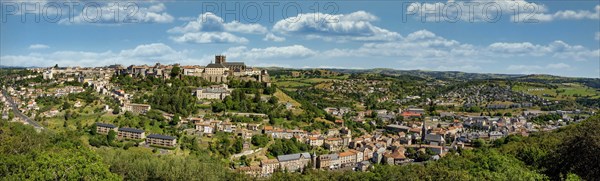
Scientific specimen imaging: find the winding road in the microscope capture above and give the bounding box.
[2,89,43,129]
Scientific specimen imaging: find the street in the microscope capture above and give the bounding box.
[2,89,43,129]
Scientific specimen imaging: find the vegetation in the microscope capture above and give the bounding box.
[528,113,562,124]
[97,148,243,180]
[267,138,310,157]
[147,85,197,117]
[495,115,600,180]
[0,122,120,180]
[209,132,244,157]
[251,134,270,147]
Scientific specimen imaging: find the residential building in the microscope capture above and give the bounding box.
[324,137,344,152]
[195,122,214,134]
[122,103,151,114]
[277,152,312,172]
[260,159,280,177]
[307,136,324,147]
[95,122,117,134]
[383,148,408,165]
[386,124,411,133]
[424,134,445,146]
[117,127,145,140]
[339,150,357,168]
[195,84,232,100]
[317,153,340,170]
[146,134,177,147]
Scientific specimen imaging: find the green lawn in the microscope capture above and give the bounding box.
[513,83,600,100]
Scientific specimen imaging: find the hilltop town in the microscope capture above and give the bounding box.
[1,56,599,180]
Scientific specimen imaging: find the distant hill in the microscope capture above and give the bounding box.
[0,65,37,69]
[325,68,523,81]
[512,74,600,89]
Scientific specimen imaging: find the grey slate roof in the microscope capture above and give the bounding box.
[196,86,230,94]
[424,134,444,142]
[118,127,145,133]
[147,134,176,140]
[206,63,226,68]
[96,122,116,128]
[320,153,339,160]
[224,62,245,66]
[277,152,310,162]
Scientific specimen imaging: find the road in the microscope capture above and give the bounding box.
[2,89,43,129]
[231,148,263,159]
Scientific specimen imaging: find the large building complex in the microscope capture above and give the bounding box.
[195,84,232,100]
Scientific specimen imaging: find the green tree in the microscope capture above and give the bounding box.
[112,106,120,114]
[251,134,270,147]
[170,65,181,78]
[212,102,226,113]
[268,96,279,104]
[233,138,244,154]
[170,114,181,126]
[107,130,117,143]
[473,139,486,148]
[62,101,71,110]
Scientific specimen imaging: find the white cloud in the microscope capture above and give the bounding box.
[28,44,49,50]
[272,11,400,42]
[406,0,547,22]
[224,45,317,60]
[488,40,600,60]
[507,63,572,72]
[406,1,599,22]
[316,29,597,73]
[323,30,477,60]
[177,17,196,21]
[317,30,486,72]
[517,5,600,22]
[170,32,248,44]
[1,43,198,67]
[435,65,482,71]
[169,13,267,34]
[224,21,268,34]
[506,65,543,71]
[168,12,267,44]
[263,33,285,42]
[59,3,174,25]
[546,63,571,69]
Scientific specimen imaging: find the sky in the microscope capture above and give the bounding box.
[1,0,599,78]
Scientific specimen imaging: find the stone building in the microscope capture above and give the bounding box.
[277,152,312,172]
[195,84,232,100]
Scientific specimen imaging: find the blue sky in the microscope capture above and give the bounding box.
[1,0,599,78]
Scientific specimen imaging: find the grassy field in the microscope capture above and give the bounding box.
[273,89,301,108]
[298,78,336,83]
[273,89,305,115]
[314,82,334,89]
[513,83,600,100]
[273,81,311,88]
[273,77,342,88]
[45,112,114,132]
